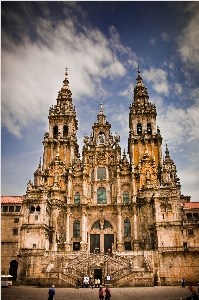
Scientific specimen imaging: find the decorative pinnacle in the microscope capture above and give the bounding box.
[137,64,140,76]
[99,103,104,114]
[136,65,143,84]
[165,144,170,158]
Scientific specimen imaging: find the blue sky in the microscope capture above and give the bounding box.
[1,1,199,201]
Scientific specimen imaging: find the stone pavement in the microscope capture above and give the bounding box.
[1,285,198,300]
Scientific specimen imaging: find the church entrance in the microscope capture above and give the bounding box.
[94,269,102,286]
[90,234,114,253]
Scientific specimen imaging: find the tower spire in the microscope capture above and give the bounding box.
[58,68,72,101]
[134,67,149,103]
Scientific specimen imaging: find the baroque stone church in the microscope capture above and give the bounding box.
[1,69,199,286]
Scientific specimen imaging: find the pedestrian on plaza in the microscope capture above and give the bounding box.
[105,285,111,300]
[193,291,199,300]
[97,278,100,287]
[181,278,185,288]
[98,286,104,300]
[188,283,195,297]
[48,285,55,300]
[95,278,98,287]
[91,281,94,289]
[77,279,80,288]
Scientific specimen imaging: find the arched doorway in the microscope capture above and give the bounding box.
[9,260,18,280]
[90,219,114,253]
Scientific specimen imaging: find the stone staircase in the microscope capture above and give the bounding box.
[46,252,154,287]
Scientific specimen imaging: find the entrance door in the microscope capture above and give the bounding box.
[90,234,100,253]
[104,234,114,253]
[9,260,18,280]
[94,269,102,285]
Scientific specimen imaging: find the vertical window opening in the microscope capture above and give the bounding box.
[63,125,68,138]
[30,206,35,213]
[137,124,142,135]
[73,220,80,238]
[36,206,40,212]
[91,185,93,198]
[97,187,106,204]
[74,192,80,204]
[123,191,129,204]
[124,219,131,237]
[15,206,21,212]
[147,123,152,134]
[97,168,106,179]
[53,125,58,139]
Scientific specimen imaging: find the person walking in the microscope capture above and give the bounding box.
[181,278,185,288]
[105,285,111,300]
[48,285,55,300]
[98,286,104,300]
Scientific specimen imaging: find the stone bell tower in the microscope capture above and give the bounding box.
[42,68,79,171]
[128,67,163,199]
[20,69,80,253]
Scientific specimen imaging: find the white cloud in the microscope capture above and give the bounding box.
[174,83,182,95]
[157,103,199,149]
[118,83,134,100]
[1,6,136,138]
[143,68,169,95]
[177,3,199,68]
[191,88,199,104]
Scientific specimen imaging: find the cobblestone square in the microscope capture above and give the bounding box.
[1,286,197,300]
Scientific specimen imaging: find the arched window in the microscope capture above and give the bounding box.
[74,192,80,204]
[97,167,106,179]
[123,191,129,204]
[97,187,106,204]
[98,133,105,144]
[53,125,58,139]
[92,220,101,229]
[103,220,113,229]
[63,125,68,138]
[147,123,152,135]
[30,206,35,213]
[124,219,131,237]
[137,123,142,135]
[36,206,40,212]
[73,220,80,238]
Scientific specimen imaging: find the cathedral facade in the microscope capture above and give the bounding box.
[1,69,199,286]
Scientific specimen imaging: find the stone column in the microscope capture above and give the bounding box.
[117,207,123,251]
[116,166,121,203]
[81,207,88,251]
[133,209,139,251]
[65,207,71,252]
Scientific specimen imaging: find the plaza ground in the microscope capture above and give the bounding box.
[1,285,198,300]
